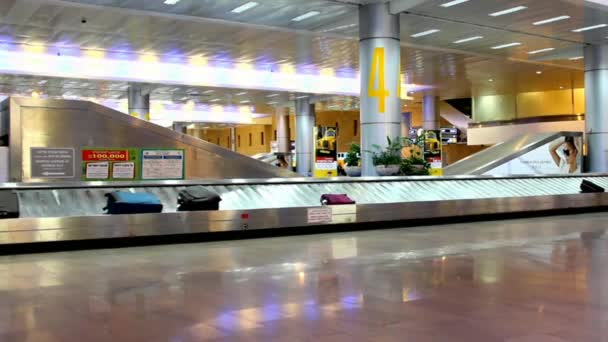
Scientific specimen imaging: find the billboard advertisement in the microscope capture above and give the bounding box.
[424,130,443,176]
[314,126,338,178]
[484,136,582,176]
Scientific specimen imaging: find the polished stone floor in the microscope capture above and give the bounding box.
[1,213,608,341]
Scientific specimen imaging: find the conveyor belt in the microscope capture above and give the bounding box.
[6,175,608,218]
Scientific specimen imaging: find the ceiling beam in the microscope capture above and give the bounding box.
[389,0,430,14]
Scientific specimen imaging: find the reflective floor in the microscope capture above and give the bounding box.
[1,213,607,341]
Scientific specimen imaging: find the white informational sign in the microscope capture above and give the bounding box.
[307,207,332,224]
[112,162,135,179]
[141,149,185,180]
[484,136,583,176]
[0,147,8,182]
[86,162,109,179]
[30,147,75,179]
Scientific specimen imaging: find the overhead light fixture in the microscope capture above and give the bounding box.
[231,2,259,13]
[491,42,522,49]
[441,0,469,7]
[291,11,320,22]
[202,90,215,94]
[267,101,278,105]
[536,70,543,74]
[411,29,440,38]
[295,95,309,99]
[453,36,483,44]
[235,92,248,96]
[533,15,570,25]
[569,56,584,60]
[266,93,280,97]
[489,6,527,17]
[239,100,250,103]
[210,98,221,102]
[528,47,555,54]
[572,24,608,32]
[488,78,494,82]
[164,0,180,4]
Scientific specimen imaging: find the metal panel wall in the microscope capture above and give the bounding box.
[8,97,295,182]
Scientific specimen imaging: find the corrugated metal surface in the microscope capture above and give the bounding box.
[15,176,608,218]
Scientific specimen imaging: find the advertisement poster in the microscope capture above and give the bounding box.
[314,126,338,178]
[484,136,583,176]
[424,130,443,176]
[82,148,139,181]
[141,149,185,180]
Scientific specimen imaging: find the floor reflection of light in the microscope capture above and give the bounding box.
[331,238,358,259]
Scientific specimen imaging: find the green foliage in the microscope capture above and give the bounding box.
[344,143,361,167]
[368,136,402,167]
[400,157,430,176]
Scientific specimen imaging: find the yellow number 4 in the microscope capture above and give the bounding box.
[368,47,389,113]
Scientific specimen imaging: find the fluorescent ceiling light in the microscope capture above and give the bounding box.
[491,42,522,49]
[411,29,440,38]
[489,6,527,17]
[235,92,248,96]
[533,15,570,25]
[164,0,180,4]
[528,47,555,54]
[295,95,309,99]
[441,0,469,7]
[572,24,608,32]
[266,93,280,97]
[453,36,483,44]
[231,2,259,13]
[569,56,584,60]
[210,98,221,102]
[239,100,250,103]
[202,89,214,94]
[292,11,320,22]
[267,101,278,105]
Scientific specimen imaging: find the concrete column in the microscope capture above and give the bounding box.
[585,45,608,172]
[423,95,440,131]
[401,112,412,138]
[128,86,150,120]
[230,127,236,152]
[295,98,315,176]
[276,108,290,154]
[359,3,401,176]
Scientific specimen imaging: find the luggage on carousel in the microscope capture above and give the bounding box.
[177,186,222,211]
[580,180,605,193]
[320,194,356,205]
[0,190,19,219]
[104,191,163,215]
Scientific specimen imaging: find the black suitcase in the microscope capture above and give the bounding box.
[178,186,222,211]
[581,180,605,193]
[104,191,164,215]
[0,190,19,219]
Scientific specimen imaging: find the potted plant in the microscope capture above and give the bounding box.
[344,143,362,177]
[370,137,402,176]
[400,156,430,176]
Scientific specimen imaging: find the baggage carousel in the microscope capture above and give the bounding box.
[1,174,608,253]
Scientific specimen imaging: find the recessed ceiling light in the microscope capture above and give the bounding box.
[235,92,248,96]
[536,70,543,74]
[489,6,527,17]
[164,0,180,4]
[533,15,570,25]
[488,78,494,82]
[491,42,522,49]
[231,2,259,13]
[295,95,309,99]
[210,98,221,102]
[239,100,250,104]
[572,24,608,32]
[569,56,584,60]
[267,101,278,105]
[202,90,215,94]
[440,0,469,7]
[453,36,483,44]
[411,29,440,38]
[291,11,320,22]
[528,48,555,54]
[560,86,565,89]
[266,93,280,97]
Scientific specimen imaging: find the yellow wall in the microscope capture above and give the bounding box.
[235,125,271,156]
[316,110,360,152]
[474,88,585,122]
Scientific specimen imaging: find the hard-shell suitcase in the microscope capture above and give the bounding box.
[178,186,222,211]
[320,194,355,205]
[104,191,163,215]
[0,190,19,219]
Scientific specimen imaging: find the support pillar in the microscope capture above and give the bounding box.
[230,127,236,152]
[276,108,290,154]
[359,3,401,176]
[423,95,440,131]
[295,98,315,176]
[585,45,608,172]
[128,86,150,120]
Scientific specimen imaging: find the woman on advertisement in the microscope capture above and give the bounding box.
[549,136,580,174]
